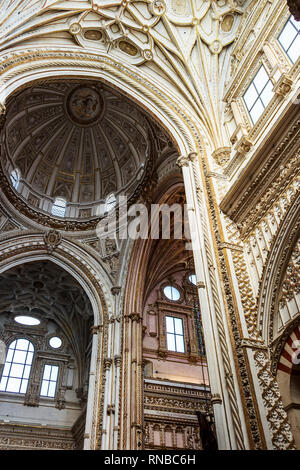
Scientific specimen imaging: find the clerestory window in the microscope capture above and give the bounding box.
[51,197,67,217]
[40,365,59,398]
[278,15,300,64]
[104,193,117,213]
[10,168,21,190]
[0,339,34,394]
[243,65,274,124]
[165,316,185,353]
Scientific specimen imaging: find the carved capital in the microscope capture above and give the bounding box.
[107,404,115,415]
[127,312,143,323]
[211,393,222,405]
[104,358,113,371]
[196,281,206,289]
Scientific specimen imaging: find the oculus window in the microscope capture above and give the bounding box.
[0,339,34,394]
[243,65,274,124]
[278,16,300,64]
[165,316,185,353]
[14,316,40,326]
[163,285,181,301]
[49,337,62,349]
[51,197,67,217]
[40,365,59,398]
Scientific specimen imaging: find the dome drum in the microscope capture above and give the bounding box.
[1,80,154,227]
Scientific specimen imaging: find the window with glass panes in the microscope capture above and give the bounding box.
[40,364,59,398]
[0,339,34,394]
[10,169,21,190]
[165,316,185,353]
[243,65,274,124]
[51,198,66,217]
[278,16,300,64]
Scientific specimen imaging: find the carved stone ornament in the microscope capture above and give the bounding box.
[212,147,232,166]
[273,74,294,97]
[254,350,295,450]
[176,155,190,168]
[44,230,62,253]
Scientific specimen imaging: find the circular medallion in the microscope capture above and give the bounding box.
[66,86,104,126]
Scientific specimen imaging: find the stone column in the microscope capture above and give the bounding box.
[83,324,102,450]
[177,152,248,449]
[121,312,143,449]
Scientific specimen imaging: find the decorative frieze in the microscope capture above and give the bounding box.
[0,423,76,450]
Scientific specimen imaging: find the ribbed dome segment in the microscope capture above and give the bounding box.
[2,80,151,219]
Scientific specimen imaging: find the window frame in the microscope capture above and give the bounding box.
[242,64,274,125]
[277,15,300,64]
[165,315,185,353]
[0,338,34,395]
[163,285,181,302]
[51,197,67,217]
[104,193,117,213]
[10,168,21,190]
[40,363,60,399]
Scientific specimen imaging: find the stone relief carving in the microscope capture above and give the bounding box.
[254,350,295,450]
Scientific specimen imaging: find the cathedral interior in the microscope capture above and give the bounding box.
[0,0,299,451]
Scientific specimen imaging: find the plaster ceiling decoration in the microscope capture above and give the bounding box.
[0,0,250,150]
[1,79,154,224]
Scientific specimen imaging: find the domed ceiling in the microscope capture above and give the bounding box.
[1,80,153,226]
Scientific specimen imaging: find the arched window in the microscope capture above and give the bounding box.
[10,168,21,190]
[104,193,116,213]
[51,197,67,217]
[0,339,34,394]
